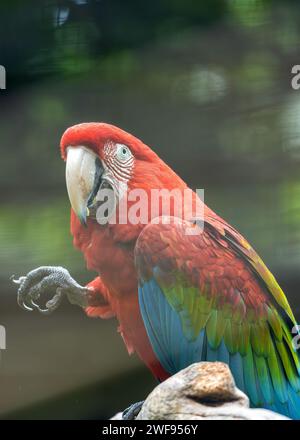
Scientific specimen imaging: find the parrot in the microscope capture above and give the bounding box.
[14,122,300,419]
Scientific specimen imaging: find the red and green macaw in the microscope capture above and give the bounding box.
[15,123,300,419]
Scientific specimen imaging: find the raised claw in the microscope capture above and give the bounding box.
[12,269,62,314]
[12,266,88,315]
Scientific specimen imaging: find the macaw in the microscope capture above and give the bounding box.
[14,122,300,419]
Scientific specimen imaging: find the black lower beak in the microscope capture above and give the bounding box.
[87,157,104,210]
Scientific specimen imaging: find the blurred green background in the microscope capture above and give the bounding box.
[1,0,300,419]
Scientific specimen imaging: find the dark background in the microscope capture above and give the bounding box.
[1,0,300,419]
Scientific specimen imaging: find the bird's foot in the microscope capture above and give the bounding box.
[12,266,89,315]
[122,400,144,420]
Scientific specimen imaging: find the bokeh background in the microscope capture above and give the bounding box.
[1,0,300,419]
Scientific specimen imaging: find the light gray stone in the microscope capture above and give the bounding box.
[135,362,289,420]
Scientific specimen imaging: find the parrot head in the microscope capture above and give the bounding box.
[60,122,186,226]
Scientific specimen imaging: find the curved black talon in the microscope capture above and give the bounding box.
[122,400,144,420]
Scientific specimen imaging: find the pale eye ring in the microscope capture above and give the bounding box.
[116,144,132,162]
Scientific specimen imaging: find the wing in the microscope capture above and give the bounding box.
[134,216,300,419]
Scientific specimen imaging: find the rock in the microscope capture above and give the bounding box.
[135,362,289,420]
[110,412,123,420]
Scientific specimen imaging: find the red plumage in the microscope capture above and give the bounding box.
[60,122,296,386]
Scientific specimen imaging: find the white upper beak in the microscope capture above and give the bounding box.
[65,146,98,224]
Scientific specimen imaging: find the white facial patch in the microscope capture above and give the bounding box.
[103,142,134,185]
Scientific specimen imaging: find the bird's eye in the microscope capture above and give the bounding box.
[116,144,132,162]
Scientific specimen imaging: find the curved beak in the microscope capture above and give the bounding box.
[65,146,103,225]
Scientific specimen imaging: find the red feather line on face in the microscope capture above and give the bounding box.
[104,142,134,182]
